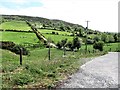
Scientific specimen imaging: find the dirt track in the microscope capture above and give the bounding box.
[60,52,118,88]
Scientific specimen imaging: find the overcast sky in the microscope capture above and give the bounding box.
[0,0,119,32]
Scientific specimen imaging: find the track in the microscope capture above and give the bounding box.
[59,52,119,88]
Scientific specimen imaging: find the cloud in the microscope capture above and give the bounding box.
[0,0,119,32]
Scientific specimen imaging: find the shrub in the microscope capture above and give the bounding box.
[56,39,67,49]
[87,39,94,44]
[93,36,100,42]
[66,41,73,50]
[13,73,33,86]
[108,35,115,43]
[0,41,29,55]
[11,45,29,55]
[52,31,55,34]
[56,41,62,49]
[72,37,81,50]
[0,41,15,50]
[93,41,104,51]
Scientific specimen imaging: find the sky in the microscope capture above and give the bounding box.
[0,0,119,32]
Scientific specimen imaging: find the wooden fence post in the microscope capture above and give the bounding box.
[19,48,22,65]
[48,44,50,60]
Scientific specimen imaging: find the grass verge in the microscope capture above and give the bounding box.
[1,48,106,88]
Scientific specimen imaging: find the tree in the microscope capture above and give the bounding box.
[113,34,118,42]
[61,38,67,46]
[56,38,67,49]
[42,24,46,29]
[66,25,71,30]
[72,37,81,50]
[93,41,104,51]
[60,26,65,31]
[66,41,73,50]
[56,41,62,49]
[108,35,115,43]
[93,36,100,42]
[61,38,67,55]
[101,34,109,43]
[87,39,94,44]
[78,29,83,37]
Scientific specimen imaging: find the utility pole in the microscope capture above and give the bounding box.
[85,21,90,54]
[48,37,51,60]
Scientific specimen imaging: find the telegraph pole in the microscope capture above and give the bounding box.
[48,37,51,60]
[85,21,90,53]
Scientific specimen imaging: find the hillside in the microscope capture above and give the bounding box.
[1,14,89,32]
[0,14,120,88]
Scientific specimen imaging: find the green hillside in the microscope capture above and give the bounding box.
[1,14,120,88]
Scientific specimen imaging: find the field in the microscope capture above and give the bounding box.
[1,47,106,88]
[0,21,31,31]
[1,19,119,88]
[1,31,39,45]
[38,29,72,35]
[43,34,78,44]
[1,31,82,45]
[81,43,119,52]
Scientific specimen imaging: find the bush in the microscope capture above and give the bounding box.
[0,41,15,50]
[66,41,73,51]
[0,41,29,55]
[56,41,62,49]
[93,36,100,42]
[11,45,29,55]
[52,31,55,34]
[93,41,104,51]
[13,73,33,86]
[73,37,81,50]
[87,39,94,44]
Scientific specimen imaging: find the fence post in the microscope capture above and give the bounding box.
[63,46,66,56]
[48,44,50,60]
[19,48,22,65]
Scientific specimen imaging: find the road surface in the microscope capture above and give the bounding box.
[59,52,119,88]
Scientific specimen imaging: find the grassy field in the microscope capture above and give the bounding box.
[0,21,31,31]
[38,29,72,35]
[38,29,75,44]
[80,43,120,52]
[1,31,82,45]
[1,48,106,88]
[43,33,78,44]
[1,31,39,45]
[103,43,119,51]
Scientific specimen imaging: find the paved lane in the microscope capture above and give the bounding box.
[60,52,118,88]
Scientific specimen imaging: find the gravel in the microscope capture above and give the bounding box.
[59,52,118,88]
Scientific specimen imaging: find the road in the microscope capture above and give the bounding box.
[59,52,119,88]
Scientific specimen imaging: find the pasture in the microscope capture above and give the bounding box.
[0,21,31,31]
[1,31,39,45]
[38,29,72,35]
[81,43,119,52]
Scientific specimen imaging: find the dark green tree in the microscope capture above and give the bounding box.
[93,36,100,42]
[108,35,115,43]
[72,37,81,50]
[113,34,118,42]
[93,41,104,51]
[101,34,109,43]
